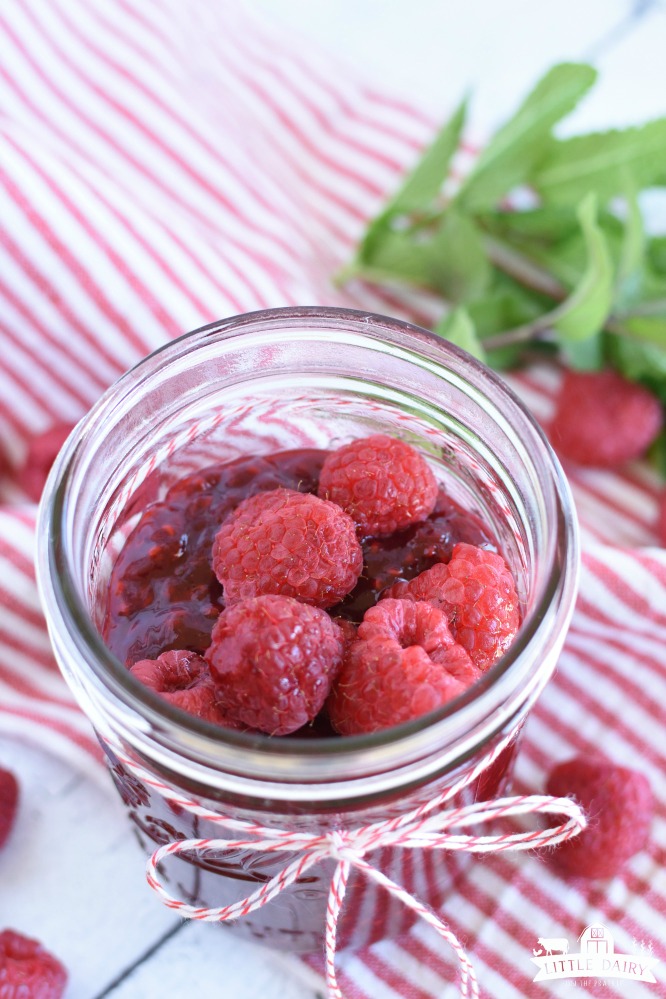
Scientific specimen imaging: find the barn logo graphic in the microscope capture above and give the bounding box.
[531,924,659,984]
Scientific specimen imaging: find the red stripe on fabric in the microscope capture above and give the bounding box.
[238,5,430,155]
[30,0,303,274]
[583,552,666,629]
[0,626,60,674]
[0,312,99,412]
[4,131,181,336]
[0,224,123,386]
[0,584,47,633]
[0,70,247,321]
[0,329,69,424]
[0,658,74,708]
[0,702,101,758]
[228,16,410,178]
[64,0,317,265]
[0,159,154,357]
[0,12,276,311]
[218,44,379,223]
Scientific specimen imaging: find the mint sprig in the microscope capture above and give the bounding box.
[337,62,666,448]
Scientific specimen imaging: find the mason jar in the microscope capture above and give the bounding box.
[36,306,579,954]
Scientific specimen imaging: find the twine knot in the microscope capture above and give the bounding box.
[111,733,586,999]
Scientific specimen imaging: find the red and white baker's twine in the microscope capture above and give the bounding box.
[110,730,586,999]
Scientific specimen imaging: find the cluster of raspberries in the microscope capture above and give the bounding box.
[129,434,520,737]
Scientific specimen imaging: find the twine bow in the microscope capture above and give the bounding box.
[111,733,586,999]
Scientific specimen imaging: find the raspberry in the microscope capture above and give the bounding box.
[212,488,362,608]
[317,434,438,537]
[328,599,480,735]
[129,650,233,727]
[206,595,345,735]
[0,929,67,999]
[545,756,654,878]
[0,768,19,850]
[549,369,663,468]
[18,423,76,502]
[385,542,519,670]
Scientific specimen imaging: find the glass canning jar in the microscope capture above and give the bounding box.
[36,306,579,954]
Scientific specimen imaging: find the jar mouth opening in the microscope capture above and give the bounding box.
[38,306,579,782]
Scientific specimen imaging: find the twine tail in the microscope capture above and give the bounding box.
[324,858,351,999]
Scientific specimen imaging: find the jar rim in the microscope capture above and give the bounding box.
[37,306,579,798]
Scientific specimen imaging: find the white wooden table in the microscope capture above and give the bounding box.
[1,1,664,995]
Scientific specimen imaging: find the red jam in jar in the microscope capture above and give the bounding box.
[37,307,579,954]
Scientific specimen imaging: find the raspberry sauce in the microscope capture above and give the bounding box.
[104,448,495,670]
[101,447,515,952]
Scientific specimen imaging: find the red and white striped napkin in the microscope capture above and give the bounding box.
[1,2,665,996]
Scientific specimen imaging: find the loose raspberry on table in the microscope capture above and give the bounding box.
[545,755,654,878]
[129,650,233,727]
[549,369,663,468]
[317,434,438,537]
[328,599,481,735]
[212,487,363,608]
[385,542,519,670]
[0,768,19,850]
[206,594,345,735]
[18,422,76,502]
[0,929,67,999]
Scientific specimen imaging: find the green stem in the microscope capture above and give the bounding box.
[481,234,567,301]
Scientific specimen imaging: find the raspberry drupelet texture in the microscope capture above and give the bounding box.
[546,755,654,878]
[212,487,363,608]
[129,650,232,726]
[0,929,68,999]
[385,542,519,670]
[0,768,19,850]
[317,434,438,537]
[549,369,663,468]
[328,599,481,735]
[206,594,345,735]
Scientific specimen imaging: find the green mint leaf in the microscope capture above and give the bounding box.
[551,194,614,341]
[385,98,467,214]
[648,236,666,276]
[607,334,666,380]
[562,333,605,370]
[647,430,666,478]
[456,63,597,211]
[353,98,466,268]
[435,307,486,361]
[614,182,645,311]
[342,208,491,299]
[618,313,666,347]
[429,209,491,301]
[531,118,666,205]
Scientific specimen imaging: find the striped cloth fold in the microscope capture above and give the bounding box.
[1,1,665,996]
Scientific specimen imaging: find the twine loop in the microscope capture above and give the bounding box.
[110,732,586,999]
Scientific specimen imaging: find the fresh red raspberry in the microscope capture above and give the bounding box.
[317,434,438,537]
[385,542,519,670]
[18,423,76,502]
[328,599,481,735]
[206,595,345,735]
[129,650,233,727]
[0,768,19,850]
[0,929,67,999]
[549,369,663,468]
[546,756,654,878]
[212,487,363,608]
